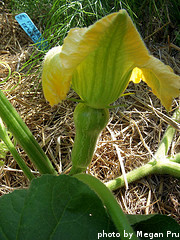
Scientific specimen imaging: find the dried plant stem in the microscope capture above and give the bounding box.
[106,108,180,191]
[107,126,129,189]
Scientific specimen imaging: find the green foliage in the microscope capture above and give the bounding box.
[0,89,56,176]
[0,175,117,240]
[8,0,53,26]
[0,140,9,159]
[9,0,179,41]
[1,174,179,240]
[128,215,180,240]
[0,125,14,160]
[8,0,179,77]
[0,117,34,180]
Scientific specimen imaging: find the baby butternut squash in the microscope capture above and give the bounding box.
[69,103,109,175]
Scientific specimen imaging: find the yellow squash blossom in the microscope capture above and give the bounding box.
[42,9,180,111]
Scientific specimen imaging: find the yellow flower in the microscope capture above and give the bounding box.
[42,9,180,110]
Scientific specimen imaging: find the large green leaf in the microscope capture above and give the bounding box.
[131,214,180,240]
[0,175,116,240]
[1,174,179,240]
[0,189,27,239]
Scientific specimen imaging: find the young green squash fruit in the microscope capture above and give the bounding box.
[69,103,109,175]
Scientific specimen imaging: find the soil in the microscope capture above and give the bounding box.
[0,1,180,224]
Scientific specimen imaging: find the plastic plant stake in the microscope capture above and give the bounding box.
[15,13,48,50]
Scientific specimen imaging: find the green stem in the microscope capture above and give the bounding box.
[106,159,180,191]
[69,103,109,175]
[169,153,180,163]
[106,160,157,191]
[106,108,180,191]
[0,90,57,175]
[154,108,180,159]
[75,173,139,240]
[156,159,180,177]
[0,119,34,181]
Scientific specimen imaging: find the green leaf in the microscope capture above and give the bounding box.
[0,190,27,239]
[0,90,57,175]
[126,214,156,226]
[1,175,179,240]
[0,141,9,159]
[0,160,4,166]
[0,175,116,240]
[132,214,180,240]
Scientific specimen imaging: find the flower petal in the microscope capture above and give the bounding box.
[42,46,71,106]
[61,10,151,108]
[42,10,180,110]
[138,56,180,111]
[130,67,144,83]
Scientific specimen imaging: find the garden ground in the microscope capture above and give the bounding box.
[0,1,179,224]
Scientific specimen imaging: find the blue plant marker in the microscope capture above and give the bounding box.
[15,13,48,50]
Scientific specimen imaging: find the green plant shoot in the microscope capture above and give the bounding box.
[0,90,57,175]
[69,103,109,175]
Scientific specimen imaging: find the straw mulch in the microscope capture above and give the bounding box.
[0,4,179,223]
